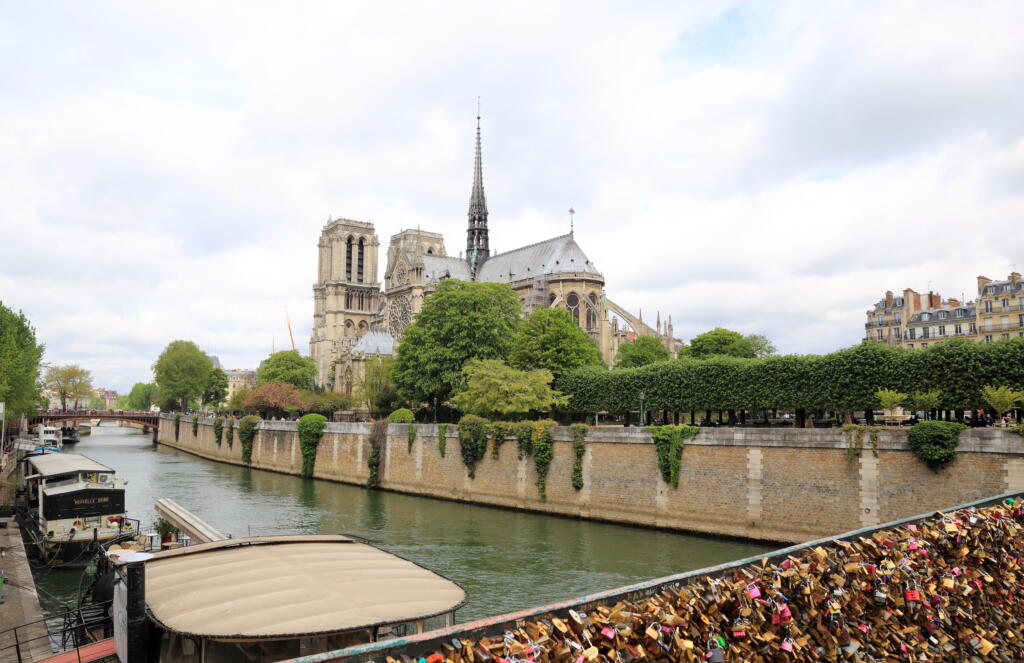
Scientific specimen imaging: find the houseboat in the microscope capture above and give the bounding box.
[17,452,134,567]
[108,535,466,662]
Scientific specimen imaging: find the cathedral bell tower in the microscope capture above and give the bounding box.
[466,113,490,274]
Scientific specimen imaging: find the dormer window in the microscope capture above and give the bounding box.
[956,309,964,318]
[921,313,931,321]
[938,311,948,320]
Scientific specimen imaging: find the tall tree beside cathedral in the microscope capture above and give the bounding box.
[509,308,603,379]
[393,280,520,403]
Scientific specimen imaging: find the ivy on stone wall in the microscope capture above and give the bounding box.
[457,415,489,478]
[192,416,199,437]
[515,422,533,460]
[570,423,588,491]
[841,424,895,462]
[174,413,181,441]
[907,421,969,471]
[238,415,260,464]
[213,417,224,446]
[531,420,557,500]
[488,421,515,459]
[649,425,700,488]
[437,423,447,457]
[368,420,387,488]
[225,417,235,447]
[298,413,328,478]
[407,425,417,453]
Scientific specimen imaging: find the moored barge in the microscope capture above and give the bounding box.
[17,452,135,567]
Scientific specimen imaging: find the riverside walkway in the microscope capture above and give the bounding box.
[0,519,53,662]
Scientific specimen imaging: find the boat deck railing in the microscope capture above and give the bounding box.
[0,600,112,663]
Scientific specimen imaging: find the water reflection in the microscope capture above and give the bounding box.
[34,425,772,621]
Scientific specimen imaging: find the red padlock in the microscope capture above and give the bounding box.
[905,588,921,603]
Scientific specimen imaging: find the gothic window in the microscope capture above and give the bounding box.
[358,320,368,331]
[586,294,598,330]
[346,236,354,281]
[357,238,365,283]
[389,295,413,336]
[567,293,580,325]
[427,247,434,255]
[345,291,352,309]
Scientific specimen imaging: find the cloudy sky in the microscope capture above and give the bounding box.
[2,1,1023,392]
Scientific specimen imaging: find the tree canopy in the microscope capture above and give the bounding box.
[557,337,1024,416]
[0,303,44,419]
[358,356,400,416]
[44,364,94,411]
[243,381,303,417]
[509,307,602,379]
[746,334,777,358]
[451,359,567,419]
[688,328,756,358]
[393,280,520,403]
[153,340,214,411]
[127,382,158,410]
[615,336,671,368]
[257,350,316,390]
[202,368,229,407]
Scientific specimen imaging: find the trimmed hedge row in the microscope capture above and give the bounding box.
[557,338,1024,415]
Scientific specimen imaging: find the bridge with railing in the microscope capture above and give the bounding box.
[28,410,160,431]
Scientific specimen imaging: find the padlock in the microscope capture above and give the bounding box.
[706,648,724,663]
[873,588,888,605]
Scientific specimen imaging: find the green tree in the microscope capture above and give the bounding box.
[745,334,777,358]
[393,280,520,403]
[909,390,942,415]
[257,350,316,390]
[89,395,105,410]
[0,303,44,419]
[115,394,130,409]
[202,368,229,408]
[44,364,94,410]
[127,382,158,410]
[509,308,602,379]
[614,336,670,368]
[358,356,400,416]
[452,359,568,419]
[227,388,249,413]
[981,385,1024,420]
[689,328,756,358]
[876,389,908,411]
[153,340,214,411]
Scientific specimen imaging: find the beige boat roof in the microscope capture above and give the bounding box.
[140,536,467,640]
[27,453,114,477]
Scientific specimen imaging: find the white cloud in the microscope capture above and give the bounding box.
[1,1,1022,390]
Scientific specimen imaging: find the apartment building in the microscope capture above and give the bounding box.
[864,288,940,346]
[976,272,1024,343]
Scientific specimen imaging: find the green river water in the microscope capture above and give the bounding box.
[32,424,771,623]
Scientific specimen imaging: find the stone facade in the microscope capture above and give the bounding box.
[976,272,1024,343]
[310,118,678,394]
[159,416,1024,544]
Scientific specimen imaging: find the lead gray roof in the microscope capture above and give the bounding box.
[352,329,395,356]
[422,255,472,283]
[476,234,602,283]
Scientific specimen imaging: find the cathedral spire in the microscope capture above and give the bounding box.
[467,104,490,266]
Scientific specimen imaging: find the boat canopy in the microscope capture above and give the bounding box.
[27,453,114,477]
[137,535,467,640]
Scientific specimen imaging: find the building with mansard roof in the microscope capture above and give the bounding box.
[310,116,678,399]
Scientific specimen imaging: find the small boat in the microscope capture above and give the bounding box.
[17,452,136,567]
[36,424,63,452]
[61,424,79,445]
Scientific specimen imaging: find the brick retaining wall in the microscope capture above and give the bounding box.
[157,416,1024,543]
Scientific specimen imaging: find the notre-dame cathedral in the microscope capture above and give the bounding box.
[310,117,677,397]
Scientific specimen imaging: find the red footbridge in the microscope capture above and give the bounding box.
[28,410,160,431]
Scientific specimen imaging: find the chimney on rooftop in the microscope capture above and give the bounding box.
[1011,272,1022,285]
[978,275,992,294]
[885,290,894,308]
[928,292,942,309]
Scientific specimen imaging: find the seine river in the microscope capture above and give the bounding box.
[33,424,771,623]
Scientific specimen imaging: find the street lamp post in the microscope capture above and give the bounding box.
[639,391,646,427]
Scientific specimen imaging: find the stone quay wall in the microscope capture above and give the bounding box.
[157,415,1024,543]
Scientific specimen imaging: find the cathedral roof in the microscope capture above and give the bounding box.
[422,254,472,283]
[476,234,602,284]
[352,329,395,356]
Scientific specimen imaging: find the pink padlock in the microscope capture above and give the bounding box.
[747,585,761,599]
[780,640,794,652]
[601,627,616,640]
